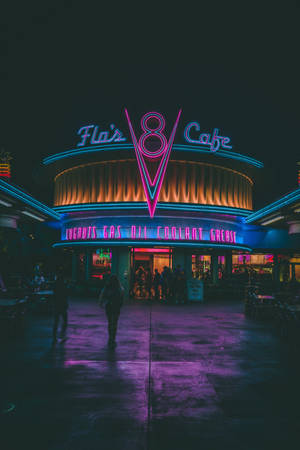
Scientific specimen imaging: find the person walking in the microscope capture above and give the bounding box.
[99,274,124,348]
[52,272,69,341]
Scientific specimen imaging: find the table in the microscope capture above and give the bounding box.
[0,298,27,307]
[33,290,54,296]
[257,295,275,300]
[287,305,300,312]
[257,295,275,304]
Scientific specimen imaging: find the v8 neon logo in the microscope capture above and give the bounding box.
[124,109,182,217]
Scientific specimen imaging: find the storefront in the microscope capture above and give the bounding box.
[42,109,300,297]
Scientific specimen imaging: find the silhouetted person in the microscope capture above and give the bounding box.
[99,274,124,348]
[52,273,69,341]
[161,266,169,302]
[145,268,152,299]
[153,269,161,301]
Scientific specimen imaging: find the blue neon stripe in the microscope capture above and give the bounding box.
[53,202,252,216]
[173,145,264,168]
[0,179,60,220]
[53,240,252,251]
[245,187,300,223]
[43,143,263,168]
[43,144,133,164]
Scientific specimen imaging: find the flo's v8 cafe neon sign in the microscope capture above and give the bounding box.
[76,111,232,217]
[76,115,232,152]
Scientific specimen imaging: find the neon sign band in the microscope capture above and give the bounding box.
[184,122,232,151]
[65,225,237,244]
[125,109,182,217]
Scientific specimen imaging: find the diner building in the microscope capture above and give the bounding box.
[40,110,300,296]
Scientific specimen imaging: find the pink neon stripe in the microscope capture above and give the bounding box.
[148,109,182,217]
[125,109,182,217]
[125,109,154,216]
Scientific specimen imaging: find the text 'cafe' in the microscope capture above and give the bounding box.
[43,109,300,295]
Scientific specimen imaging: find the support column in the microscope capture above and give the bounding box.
[111,247,130,298]
[172,248,185,272]
[85,249,91,281]
[184,250,192,279]
[273,253,280,285]
[211,254,219,285]
[71,250,77,282]
[225,252,232,278]
[291,263,296,282]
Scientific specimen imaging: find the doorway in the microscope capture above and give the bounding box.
[130,248,172,299]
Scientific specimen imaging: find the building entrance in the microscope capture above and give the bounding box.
[130,248,172,299]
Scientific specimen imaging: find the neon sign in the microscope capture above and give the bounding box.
[125,109,182,217]
[65,225,236,243]
[77,124,126,147]
[183,122,232,151]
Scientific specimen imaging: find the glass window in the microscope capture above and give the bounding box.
[91,248,111,280]
[192,255,211,280]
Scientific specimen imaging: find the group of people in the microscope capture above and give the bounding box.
[134,265,187,304]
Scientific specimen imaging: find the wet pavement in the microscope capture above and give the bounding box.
[1,299,300,449]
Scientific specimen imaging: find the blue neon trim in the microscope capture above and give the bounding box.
[0,179,60,220]
[245,187,300,223]
[43,144,133,165]
[43,144,263,168]
[53,202,252,216]
[53,240,252,251]
[173,145,263,168]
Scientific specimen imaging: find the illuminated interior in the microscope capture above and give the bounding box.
[192,255,211,279]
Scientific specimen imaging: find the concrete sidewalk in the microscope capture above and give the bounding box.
[1,299,300,450]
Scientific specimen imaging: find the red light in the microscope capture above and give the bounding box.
[131,248,171,253]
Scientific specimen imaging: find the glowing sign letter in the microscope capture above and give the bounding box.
[131,226,136,238]
[77,125,94,147]
[125,109,182,217]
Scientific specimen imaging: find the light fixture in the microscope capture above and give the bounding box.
[261,216,284,226]
[0,198,12,207]
[21,211,45,222]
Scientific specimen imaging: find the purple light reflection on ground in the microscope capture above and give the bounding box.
[2,298,297,450]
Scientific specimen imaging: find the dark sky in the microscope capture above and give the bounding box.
[1,3,300,208]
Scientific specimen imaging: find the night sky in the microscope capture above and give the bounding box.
[1,4,300,208]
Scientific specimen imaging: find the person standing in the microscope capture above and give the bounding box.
[99,274,124,348]
[52,272,69,341]
[161,266,169,302]
[153,269,161,301]
[145,268,152,300]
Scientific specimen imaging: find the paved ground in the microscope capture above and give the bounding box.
[1,299,300,450]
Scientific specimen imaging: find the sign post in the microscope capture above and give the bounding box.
[187,279,204,302]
